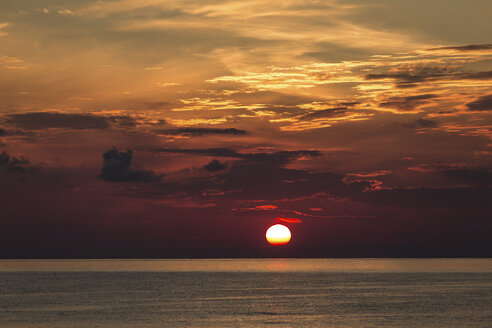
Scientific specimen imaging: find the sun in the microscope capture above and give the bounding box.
[266,224,291,246]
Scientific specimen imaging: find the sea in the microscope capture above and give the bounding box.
[0,259,491,327]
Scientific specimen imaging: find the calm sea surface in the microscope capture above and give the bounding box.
[0,259,491,327]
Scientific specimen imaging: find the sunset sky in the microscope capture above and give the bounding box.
[1,0,491,257]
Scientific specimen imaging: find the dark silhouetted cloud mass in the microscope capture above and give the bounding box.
[100,147,163,182]
[0,151,29,175]
[466,94,492,111]
[204,159,228,171]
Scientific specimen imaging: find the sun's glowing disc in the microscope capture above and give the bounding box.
[266,224,291,246]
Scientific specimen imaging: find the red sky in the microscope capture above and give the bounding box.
[0,0,491,257]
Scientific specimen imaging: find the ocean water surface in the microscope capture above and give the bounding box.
[0,259,491,327]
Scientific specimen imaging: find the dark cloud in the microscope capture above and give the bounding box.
[443,167,492,186]
[366,73,428,83]
[5,112,110,130]
[150,147,242,158]
[400,118,437,128]
[216,164,358,200]
[148,147,322,168]
[4,112,138,130]
[366,68,492,86]
[107,116,138,127]
[366,66,458,83]
[300,107,347,120]
[388,94,438,101]
[127,147,335,200]
[156,127,247,136]
[0,151,30,176]
[415,118,437,127]
[0,126,28,136]
[99,147,163,183]
[409,164,492,186]
[429,44,492,51]
[203,159,228,171]
[339,101,360,107]
[396,83,418,89]
[379,94,438,111]
[456,71,492,80]
[466,94,492,111]
[355,187,492,209]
